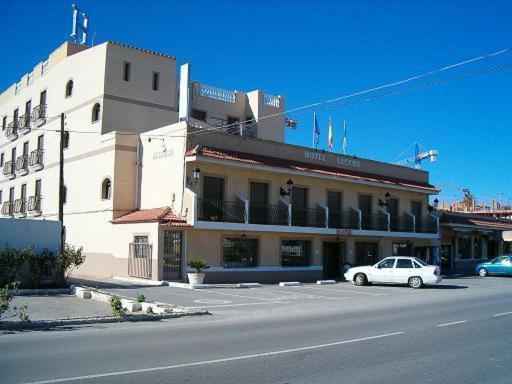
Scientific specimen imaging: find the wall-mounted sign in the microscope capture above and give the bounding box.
[336,229,352,237]
[304,150,360,168]
[153,147,173,159]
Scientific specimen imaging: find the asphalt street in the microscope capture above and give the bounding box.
[1,276,511,384]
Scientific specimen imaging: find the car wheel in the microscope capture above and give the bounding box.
[354,273,367,286]
[478,268,488,277]
[408,276,423,289]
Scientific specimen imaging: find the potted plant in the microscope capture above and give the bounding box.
[187,259,209,286]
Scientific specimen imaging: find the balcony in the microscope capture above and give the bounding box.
[1,201,13,216]
[390,215,414,232]
[361,213,389,231]
[18,114,31,135]
[415,217,438,234]
[291,207,326,228]
[249,203,289,225]
[15,155,29,176]
[27,195,42,217]
[31,104,46,127]
[13,199,26,218]
[29,149,44,171]
[191,82,236,104]
[5,121,18,141]
[3,161,15,180]
[328,210,360,229]
[189,116,258,138]
[197,198,245,223]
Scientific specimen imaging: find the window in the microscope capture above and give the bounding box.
[411,201,423,218]
[123,62,131,81]
[152,71,159,91]
[25,100,31,115]
[223,238,258,268]
[92,103,101,122]
[281,240,310,267]
[413,261,424,268]
[393,242,412,256]
[0,190,2,204]
[355,242,378,266]
[101,178,112,200]
[396,259,414,269]
[63,131,70,149]
[134,235,149,244]
[37,135,44,150]
[40,90,47,106]
[191,109,207,122]
[0,153,3,167]
[457,237,471,259]
[65,80,73,98]
[377,258,395,269]
[2,116,6,131]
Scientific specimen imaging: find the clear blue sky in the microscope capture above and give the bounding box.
[1,0,511,206]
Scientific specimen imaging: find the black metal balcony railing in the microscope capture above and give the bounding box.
[1,201,13,216]
[31,104,46,122]
[361,213,388,231]
[390,215,414,232]
[27,195,42,212]
[6,120,18,138]
[18,114,31,131]
[197,198,245,223]
[2,161,14,176]
[29,149,44,168]
[249,203,289,225]
[13,199,26,215]
[291,207,326,227]
[328,210,360,229]
[415,217,438,233]
[15,155,28,173]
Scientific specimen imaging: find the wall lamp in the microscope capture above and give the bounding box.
[186,167,201,190]
[378,192,391,208]
[280,179,294,198]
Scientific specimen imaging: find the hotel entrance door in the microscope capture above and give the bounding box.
[323,242,344,279]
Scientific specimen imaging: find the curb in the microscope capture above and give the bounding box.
[0,310,210,331]
[112,276,167,286]
[8,288,72,296]
[279,282,302,287]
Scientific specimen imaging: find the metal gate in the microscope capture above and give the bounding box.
[128,242,152,279]
[163,231,182,280]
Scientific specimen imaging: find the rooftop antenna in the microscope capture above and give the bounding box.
[70,4,89,45]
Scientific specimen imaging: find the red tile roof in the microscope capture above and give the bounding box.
[187,145,438,192]
[440,211,512,230]
[112,207,189,227]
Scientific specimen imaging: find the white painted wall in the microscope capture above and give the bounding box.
[0,218,61,254]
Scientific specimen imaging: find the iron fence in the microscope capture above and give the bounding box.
[223,238,258,268]
[29,149,44,168]
[15,155,28,172]
[328,210,360,229]
[2,161,14,176]
[197,198,245,223]
[128,242,152,279]
[415,217,438,233]
[249,203,289,225]
[361,213,388,231]
[1,201,13,216]
[27,195,42,212]
[31,104,46,121]
[13,199,26,214]
[291,207,326,227]
[390,215,414,232]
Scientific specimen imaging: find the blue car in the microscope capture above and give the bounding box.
[475,255,512,277]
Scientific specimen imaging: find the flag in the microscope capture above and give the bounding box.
[342,120,347,154]
[328,117,334,149]
[313,112,320,149]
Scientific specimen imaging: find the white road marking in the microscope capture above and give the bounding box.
[200,289,282,302]
[184,301,291,309]
[492,311,512,317]
[193,299,232,304]
[299,286,387,296]
[436,320,468,327]
[20,331,405,384]
[256,287,347,300]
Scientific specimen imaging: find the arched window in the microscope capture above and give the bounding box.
[92,103,101,123]
[65,80,73,98]
[101,178,111,200]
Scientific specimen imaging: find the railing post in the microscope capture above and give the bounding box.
[244,200,249,224]
[378,208,390,231]
[406,212,416,233]
[350,207,362,230]
[288,203,292,226]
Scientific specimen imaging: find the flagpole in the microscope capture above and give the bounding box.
[342,120,347,155]
[313,112,316,149]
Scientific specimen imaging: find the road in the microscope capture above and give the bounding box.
[1,277,512,384]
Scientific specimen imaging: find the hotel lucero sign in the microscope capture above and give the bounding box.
[336,229,352,237]
[304,150,360,168]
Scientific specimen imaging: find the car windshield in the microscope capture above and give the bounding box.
[414,257,429,266]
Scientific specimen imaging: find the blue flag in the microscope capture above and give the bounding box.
[313,112,320,149]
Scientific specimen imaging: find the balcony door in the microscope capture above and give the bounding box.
[9,187,14,204]
[249,182,269,224]
[292,187,307,226]
[358,195,372,229]
[327,191,342,228]
[388,198,399,230]
[202,176,225,221]
[411,201,423,218]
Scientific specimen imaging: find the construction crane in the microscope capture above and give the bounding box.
[436,184,472,199]
[394,142,438,169]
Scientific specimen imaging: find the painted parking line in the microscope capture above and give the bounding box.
[200,289,286,302]
[298,286,388,297]
[184,301,291,309]
[256,288,347,300]
[492,311,512,317]
[20,331,405,384]
[436,320,468,327]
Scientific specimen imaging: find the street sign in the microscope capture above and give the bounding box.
[336,229,352,237]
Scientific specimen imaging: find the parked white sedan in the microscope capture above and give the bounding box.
[344,257,442,289]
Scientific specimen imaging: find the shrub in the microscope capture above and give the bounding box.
[0,282,29,321]
[108,295,125,318]
[54,245,85,286]
[146,306,154,315]
[187,259,209,274]
[136,293,146,303]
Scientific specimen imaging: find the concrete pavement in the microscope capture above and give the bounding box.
[1,277,511,384]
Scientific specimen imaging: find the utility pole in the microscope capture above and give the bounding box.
[59,113,65,252]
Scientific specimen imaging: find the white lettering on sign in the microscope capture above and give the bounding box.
[336,229,352,237]
[304,150,360,168]
[153,147,173,159]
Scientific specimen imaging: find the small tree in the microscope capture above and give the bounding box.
[54,245,85,286]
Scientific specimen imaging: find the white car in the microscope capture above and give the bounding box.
[344,256,442,289]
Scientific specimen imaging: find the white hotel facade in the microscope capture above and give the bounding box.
[0,41,441,283]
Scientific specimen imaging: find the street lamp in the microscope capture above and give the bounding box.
[433,198,439,209]
[186,167,201,190]
[280,179,294,198]
[378,192,391,208]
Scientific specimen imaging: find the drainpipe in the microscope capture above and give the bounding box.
[135,138,142,209]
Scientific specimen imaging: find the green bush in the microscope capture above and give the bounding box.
[146,306,154,315]
[54,245,85,286]
[136,293,146,303]
[0,282,29,321]
[108,295,125,318]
